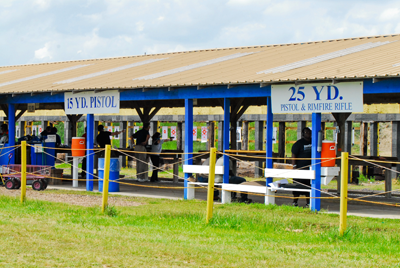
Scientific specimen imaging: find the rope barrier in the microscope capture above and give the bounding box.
[221,151,340,198]
[7,144,400,211]
[224,152,341,160]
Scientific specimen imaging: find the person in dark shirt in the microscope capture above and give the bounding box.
[40,126,52,141]
[131,123,150,182]
[51,127,62,147]
[290,127,312,207]
[96,125,125,148]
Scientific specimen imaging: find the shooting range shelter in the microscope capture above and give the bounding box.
[2,34,400,211]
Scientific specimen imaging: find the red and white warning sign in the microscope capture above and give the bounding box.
[171,126,177,140]
[162,126,168,139]
[193,127,197,140]
[201,126,207,143]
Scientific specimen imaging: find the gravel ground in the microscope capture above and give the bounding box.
[0,187,142,207]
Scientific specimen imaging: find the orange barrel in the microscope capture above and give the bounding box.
[71,137,86,157]
[321,140,336,167]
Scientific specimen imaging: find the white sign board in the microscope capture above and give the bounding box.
[201,127,207,143]
[236,127,242,142]
[162,126,168,139]
[193,127,198,141]
[171,126,177,140]
[32,125,38,136]
[271,82,363,114]
[64,90,120,114]
[273,127,277,144]
[114,126,120,139]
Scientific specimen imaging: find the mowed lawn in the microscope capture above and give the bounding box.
[0,192,399,267]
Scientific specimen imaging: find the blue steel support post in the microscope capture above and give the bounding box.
[223,98,230,184]
[265,97,273,185]
[86,114,94,191]
[184,99,193,199]
[8,104,15,164]
[311,112,321,211]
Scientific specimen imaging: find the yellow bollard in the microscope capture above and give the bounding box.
[206,147,217,223]
[101,144,111,213]
[339,152,349,236]
[21,141,27,203]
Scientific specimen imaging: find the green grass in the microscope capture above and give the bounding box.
[0,192,400,267]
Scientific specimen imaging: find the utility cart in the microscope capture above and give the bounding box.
[1,164,51,191]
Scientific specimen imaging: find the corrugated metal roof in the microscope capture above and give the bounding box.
[1,34,400,94]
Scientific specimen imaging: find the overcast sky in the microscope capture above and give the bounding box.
[1,0,400,66]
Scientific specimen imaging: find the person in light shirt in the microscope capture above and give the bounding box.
[149,132,173,182]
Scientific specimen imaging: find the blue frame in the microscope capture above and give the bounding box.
[265,97,273,185]
[8,104,15,164]
[223,98,230,184]
[183,99,193,199]
[2,77,400,205]
[3,78,400,105]
[86,114,94,191]
[311,113,321,211]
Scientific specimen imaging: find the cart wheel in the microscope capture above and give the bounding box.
[5,179,15,190]
[13,178,21,189]
[32,180,43,191]
[41,180,48,190]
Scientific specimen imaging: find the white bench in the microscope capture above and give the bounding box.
[183,165,231,203]
[183,165,340,205]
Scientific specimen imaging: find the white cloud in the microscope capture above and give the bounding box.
[34,0,51,10]
[34,42,52,60]
[136,21,145,32]
[380,8,400,21]
[227,0,268,6]
[2,0,400,66]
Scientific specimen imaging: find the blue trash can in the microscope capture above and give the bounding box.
[30,142,56,166]
[98,158,120,192]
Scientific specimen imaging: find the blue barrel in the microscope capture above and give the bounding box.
[0,144,14,165]
[98,158,120,192]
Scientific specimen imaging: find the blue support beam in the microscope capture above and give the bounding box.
[8,104,15,164]
[311,112,321,211]
[265,97,273,185]
[223,98,230,184]
[86,114,94,191]
[183,99,193,199]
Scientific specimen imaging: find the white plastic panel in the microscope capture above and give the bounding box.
[183,164,224,174]
[264,168,315,180]
[54,58,167,84]
[0,65,91,87]
[257,41,395,74]
[133,52,255,80]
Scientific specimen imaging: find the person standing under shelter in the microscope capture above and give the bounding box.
[290,127,312,208]
[51,127,62,147]
[131,123,150,182]
[0,124,9,144]
[96,125,125,156]
[149,132,173,182]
